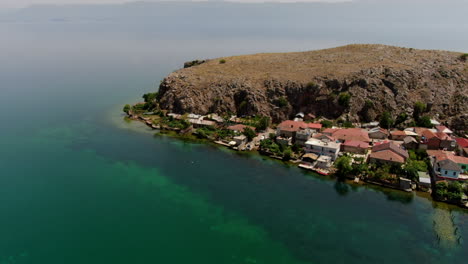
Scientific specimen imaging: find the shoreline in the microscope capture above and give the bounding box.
[124,113,468,211]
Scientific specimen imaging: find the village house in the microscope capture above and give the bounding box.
[295,129,313,147]
[227,124,255,133]
[436,132,457,151]
[420,130,440,150]
[341,140,369,154]
[390,130,408,141]
[368,141,409,165]
[368,127,389,140]
[304,138,341,161]
[232,135,247,147]
[329,128,370,143]
[427,150,468,180]
[434,159,463,180]
[403,136,418,150]
[276,120,322,142]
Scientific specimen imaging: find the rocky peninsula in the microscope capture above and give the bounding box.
[126,44,468,208]
[158,44,467,133]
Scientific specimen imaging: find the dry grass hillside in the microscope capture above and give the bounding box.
[158,44,468,132]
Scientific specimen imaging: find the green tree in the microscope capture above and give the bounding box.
[219,59,226,64]
[413,101,426,121]
[334,156,353,178]
[274,97,288,108]
[379,111,394,129]
[338,92,351,108]
[394,113,408,126]
[256,116,271,131]
[243,127,256,141]
[417,115,432,128]
[282,147,293,161]
[123,104,131,114]
[321,120,333,128]
[143,92,158,103]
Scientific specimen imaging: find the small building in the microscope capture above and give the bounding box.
[276,120,322,141]
[403,136,418,150]
[341,140,369,154]
[233,135,247,146]
[434,159,463,179]
[316,155,332,169]
[418,171,432,190]
[368,127,389,140]
[368,141,409,165]
[295,129,313,147]
[421,129,441,150]
[436,132,457,151]
[390,130,407,141]
[304,138,341,161]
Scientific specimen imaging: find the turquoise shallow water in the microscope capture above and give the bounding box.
[1,7,468,263]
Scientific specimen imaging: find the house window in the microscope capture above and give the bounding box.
[462,165,467,170]
[444,171,448,175]
[437,168,441,172]
[453,172,457,176]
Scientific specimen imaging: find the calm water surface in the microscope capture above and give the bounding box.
[1,3,468,263]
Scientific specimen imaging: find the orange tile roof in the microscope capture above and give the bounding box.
[277,120,322,132]
[343,140,369,149]
[332,128,370,142]
[370,150,406,163]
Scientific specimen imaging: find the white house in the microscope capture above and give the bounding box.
[304,138,341,161]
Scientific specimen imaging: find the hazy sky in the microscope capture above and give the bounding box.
[1,0,352,9]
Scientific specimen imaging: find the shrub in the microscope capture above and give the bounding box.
[274,97,288,108]
[256,116,270,131]
[321,120,333,128]
[243,127,256,141]
[379,111,393,129]
[338,92,351,107]
[413,101,426,121]
[394,113,408,126]
[343,121,354,128]
[123,104,131,114]
[334,156,352,178]
[460,53,468,62]
[417,115,432,128]
[219,59,226,64]
[282,147,292,161]
[306,82,318,90]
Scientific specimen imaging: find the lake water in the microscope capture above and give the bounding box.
[1,2,468,263]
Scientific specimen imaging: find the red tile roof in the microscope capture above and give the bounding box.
[227,124,255,132]
[342,140,369,149]
[370,150,406,163]
[422,129,438,139]
[391,130,407,136]
[456,138,468,148]
[372,141,409,159]
[435,132,452,141]
[277,120,321,132]
[427,150,468,165]
[332,128,370,142]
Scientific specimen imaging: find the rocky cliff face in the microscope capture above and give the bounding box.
[157,44,468,132]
